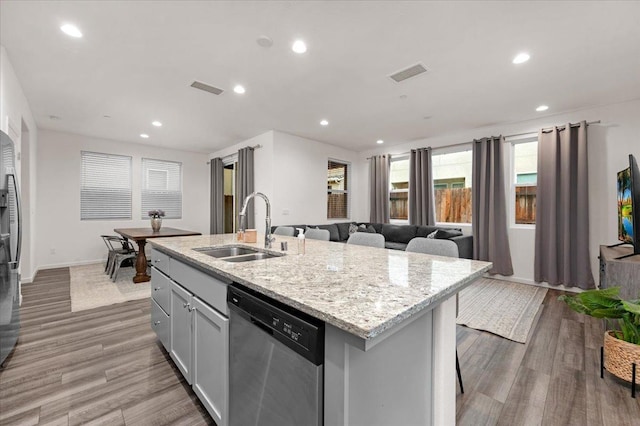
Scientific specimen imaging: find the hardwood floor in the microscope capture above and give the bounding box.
[1,268,638,425]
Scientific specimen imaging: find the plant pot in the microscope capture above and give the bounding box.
[150,217,162,232]
[603,330,640,382]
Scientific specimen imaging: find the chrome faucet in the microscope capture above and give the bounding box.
[239,192,275,249]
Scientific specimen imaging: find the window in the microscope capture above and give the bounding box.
[81,151,132,220]
[432,149,472,223]
[327,160,349,219]
[390,157,409,220]
[141,158,182,219]
[512,140,538,225]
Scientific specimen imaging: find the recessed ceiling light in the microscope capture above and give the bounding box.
[103,115,111,119]
[233,85,246,94]
[49,115,61,120]
[256,35,273,48]
[152,121,162,127]
[140,134,149,139]
[512,52,530,64]
[292,40,307,54]
[320,119,329,126]
[536,105,549,112]
[377,140,384,144]
[60,24,82,38]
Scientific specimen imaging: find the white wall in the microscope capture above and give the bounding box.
[36,130,210,269]
[0,45,38,283]
[210,130,366,231]
[360,99,640,287]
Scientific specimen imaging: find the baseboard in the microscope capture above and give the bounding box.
[485,273,583,294]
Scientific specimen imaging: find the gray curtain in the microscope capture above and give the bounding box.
[210,158,224,234]
[237,147,255,229]
[472,136,514,275]
[369,154,390,223]
[534,121,594,289]
[409,148,436,226]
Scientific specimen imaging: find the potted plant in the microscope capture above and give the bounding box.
[148,209,165,232]
[559,287,640,387]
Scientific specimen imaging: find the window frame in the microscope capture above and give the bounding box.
[432,145,473,226]
[141,157,183,219]
[389,155,410,224]
[327,158,350,220]
[508,134,538,228]
[80,151,132,221]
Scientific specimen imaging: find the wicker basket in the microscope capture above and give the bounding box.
[603,331,640,382]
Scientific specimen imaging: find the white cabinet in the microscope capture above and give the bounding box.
[150,249,230,426]
[170,281,193,383]
[193,297,229,426]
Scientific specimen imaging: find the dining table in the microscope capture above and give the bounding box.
[114,227,202,283]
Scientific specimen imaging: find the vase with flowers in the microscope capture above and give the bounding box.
[148,209,165,232]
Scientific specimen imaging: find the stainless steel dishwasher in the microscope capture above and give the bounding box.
[227,283,324,426]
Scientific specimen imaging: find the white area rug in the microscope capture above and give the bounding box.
[456,278,548,343]
[70,263,150,312]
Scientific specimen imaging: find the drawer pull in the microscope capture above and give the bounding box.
[153,321,161,325]
[183,302,190,309]
[154,287,161,291]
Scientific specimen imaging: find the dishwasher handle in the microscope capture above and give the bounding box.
[250,317,274,335]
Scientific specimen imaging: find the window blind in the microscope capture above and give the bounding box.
[141,158,182,219]
[81,151,132,220]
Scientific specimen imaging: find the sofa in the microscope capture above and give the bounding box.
[271,222,473,259]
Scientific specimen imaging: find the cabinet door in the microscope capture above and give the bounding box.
[192,297,229,426]
[170,281,193,384]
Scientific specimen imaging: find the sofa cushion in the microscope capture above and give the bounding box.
[385,241,408,250]
[313,224,340,241]
[435,228,463,239]
[416,226,439,238]
[357,224,377,233]
[382,224,417,244]
[335,222,355,241]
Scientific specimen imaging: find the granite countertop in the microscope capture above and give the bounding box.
[149,234,492,340]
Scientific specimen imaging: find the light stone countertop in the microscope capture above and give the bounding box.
[149,233,492,340]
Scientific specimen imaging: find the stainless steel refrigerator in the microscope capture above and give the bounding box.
[0,130,21,366]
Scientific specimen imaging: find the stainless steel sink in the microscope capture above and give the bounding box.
[194,246,259,258]
[193,245,284,262]
[221,252,283,262]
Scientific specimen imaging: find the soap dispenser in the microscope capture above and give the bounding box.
[296,228,305,255]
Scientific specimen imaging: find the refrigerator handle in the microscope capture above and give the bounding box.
[8,170,21,269]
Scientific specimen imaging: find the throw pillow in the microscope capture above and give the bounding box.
[366,225,377,233]
[427,230,438,239]
[435,229,463,239]
[349,223,358,235]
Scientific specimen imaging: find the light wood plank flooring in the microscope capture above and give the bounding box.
[1,268,639,425]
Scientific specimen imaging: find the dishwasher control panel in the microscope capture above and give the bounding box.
[228,283,324,365]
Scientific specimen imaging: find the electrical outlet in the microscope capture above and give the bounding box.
[282,209,290,215]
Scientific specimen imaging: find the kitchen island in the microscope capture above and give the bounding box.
[148,233,492,426]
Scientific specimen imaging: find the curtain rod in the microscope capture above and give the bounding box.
[367,120,601,159]
[207,144,262,164]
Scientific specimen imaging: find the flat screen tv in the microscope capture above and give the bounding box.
[615,154,640,259]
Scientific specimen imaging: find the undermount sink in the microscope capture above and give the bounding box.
[194,246,259,258]
[193,245,284,262]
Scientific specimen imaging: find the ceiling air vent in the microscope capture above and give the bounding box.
[190,81,224,95]
[389,63,428,83]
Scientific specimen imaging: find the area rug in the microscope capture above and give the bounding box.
[456,278,548,343]
[69,262,150,312]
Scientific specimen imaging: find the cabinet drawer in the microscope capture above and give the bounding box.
[171,258,229,315]
[151,267,171,314]
[149,248,171,276]
[151,298,170,351]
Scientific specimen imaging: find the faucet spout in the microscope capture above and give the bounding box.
[238,192,274,249]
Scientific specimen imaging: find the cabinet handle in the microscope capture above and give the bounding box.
[154,287,161,291]
[153,259,161,263]
[153,321,161,325]
[188,306,196,313]
[183,302,190,309]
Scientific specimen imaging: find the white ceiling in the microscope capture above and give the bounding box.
[1,1,639,153]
